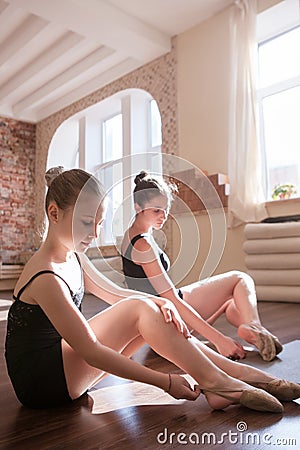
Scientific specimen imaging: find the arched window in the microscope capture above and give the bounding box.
[47,88,162,245]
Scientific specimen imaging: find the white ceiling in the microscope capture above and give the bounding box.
[0,0,233,123]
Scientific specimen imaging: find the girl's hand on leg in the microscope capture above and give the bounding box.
[159,301,191,339]
[166,374,201,401]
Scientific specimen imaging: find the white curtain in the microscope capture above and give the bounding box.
[227,0,267,228]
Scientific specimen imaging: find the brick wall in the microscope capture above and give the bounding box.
[0,117,36,264]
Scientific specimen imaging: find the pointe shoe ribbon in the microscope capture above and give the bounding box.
[200,386,283,413]
[245,379,300,402]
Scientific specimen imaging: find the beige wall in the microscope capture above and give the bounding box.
[176,0,283,173]
[171,213,246,286]
[176,5,245,282]
[177,7,231,174]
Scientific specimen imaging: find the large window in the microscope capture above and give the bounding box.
[101,114,123,244]
[98,98,162,245]
[258,25,300,201]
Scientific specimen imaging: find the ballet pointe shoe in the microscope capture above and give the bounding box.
[200,387,283,413]
[274,340,283,356]
[238,322,283,362]
[245,379,300,402]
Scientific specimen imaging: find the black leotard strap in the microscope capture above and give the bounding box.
[14,270,74,301]
[125,234,146,258]
[130,234,146,246]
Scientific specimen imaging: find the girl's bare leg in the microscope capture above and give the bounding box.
[181,271,259,326]
[62,297,260,409]
[80,335,146,386]
[62,300,148,399]
[194,339,275,384]
[181,271,282,359]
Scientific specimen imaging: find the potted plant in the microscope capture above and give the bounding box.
[272,183,297,200]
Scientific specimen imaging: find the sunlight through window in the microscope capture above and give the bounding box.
[258,26,300,201]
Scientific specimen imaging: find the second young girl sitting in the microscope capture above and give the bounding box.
[121,171,283,362]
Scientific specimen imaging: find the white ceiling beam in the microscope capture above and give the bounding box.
[6,0,171,61]
[13,46,115,114]
[0,104,14,120]
[34,57,141,122]
[15,50,136,113]
[0,1,26,41]
[0,0,9,15]
[0,31,83,100]
[0,26,102,91]
[0,14,48,65]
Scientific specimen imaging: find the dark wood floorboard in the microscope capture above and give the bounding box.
[0,291,300,450]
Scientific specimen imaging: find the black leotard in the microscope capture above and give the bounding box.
[122,234,183,299]
[5,257,84,409]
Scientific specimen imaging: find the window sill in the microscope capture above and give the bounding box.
[265,197,300,207]
[86,245,119,259]
[264,196,300,219]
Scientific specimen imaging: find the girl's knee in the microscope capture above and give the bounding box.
[123,295,160,315]
[228,270,254,287]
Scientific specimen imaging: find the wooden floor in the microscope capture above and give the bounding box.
[0,291,300,450]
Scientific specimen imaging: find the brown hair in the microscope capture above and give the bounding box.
[45,167,105,215]
[133,171,177,208]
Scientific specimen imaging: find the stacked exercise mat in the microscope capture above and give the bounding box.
[243,218,300,303]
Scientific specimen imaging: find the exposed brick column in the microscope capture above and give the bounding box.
[0,117,36,263]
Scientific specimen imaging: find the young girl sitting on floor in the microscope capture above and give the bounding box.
[121,171,283,362]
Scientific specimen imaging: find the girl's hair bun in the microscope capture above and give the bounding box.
[134,171,148,185]
[45,166,64,188]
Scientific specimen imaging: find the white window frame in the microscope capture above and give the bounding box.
[257,11,300,202]
[95,92,163,246]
